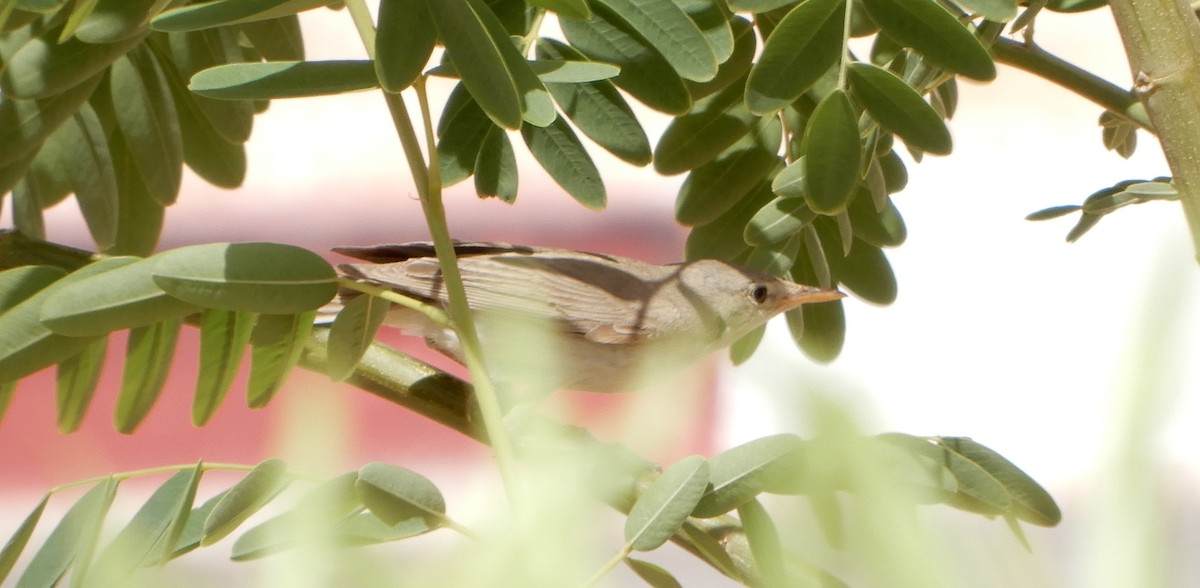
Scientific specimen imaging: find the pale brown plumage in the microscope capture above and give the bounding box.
[335,242,842,392]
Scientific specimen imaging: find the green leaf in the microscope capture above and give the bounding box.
[683,180,774,262]
[0,258,134,383]
[0,26,146,99]
[738,499,788,587]
[436,83,494,186]
[693,434,804,517]
[950,0,1017,23]
[326,294,390,382]
[0,495,48,584]
[771,156,806,198]
[48,104,119,249]
[55,337,107,433]
[745,236,803,276]
[108,132,166,256]
[847,62,951,155]
[161,488,226,560]
[802,89,861,214]
[164,28,256,144]
[938,437,1061,526]
[247,311,316,408]
[474,125,518,202]
[229,472,362,560]
[152,242,338,314]
[686,15,756,101]
[15,477,117,588]
[727,0,797,9]
[745,0,845,115]
[0,265,66,310]
[74,0,159,43]
[201,459,291,546]
[625,455,709,551]
[115,318,182,434]
[40,257,199,337]
[847,192,907,248]
[678,0,734,63]
[152,0,332,32]
[625,558,683,588]
[110,49,184,206]
[355,462,446,527]
[675,118,783,226]
[333,513,435,546]
[655,76,757,175]
[375,0,436,92]
[521,116,606,209]
[239,15,305,61]
[0,381,13,425]
[559,4,690,114]
[91,467,202,580]
[786,294,844,362]
[0,74,104,170]
[592,0,717,82]
[528,0,590,19]
[861,0,995,80]
[11,177,46,239]
[745,196,816,246]
[535,38,651,166]
[729,324,764,366]
[1025,204,1081,221]
[469,0,557,126]
[424,0,521,129]
[834,240,896,304]
[189,60,380,100]
[193,309,254,426]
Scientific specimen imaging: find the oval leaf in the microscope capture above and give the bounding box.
[560,4,691,115]
[861,0,995,80]
[473,125,518,202]
[655,77,757,175]
[625,455,709,551]
[15,478,117,588]
[115,318,182,434]
[848,62,951,155]
[247,311,316,408]
[152,242,338,314]
[355,462,446,527]
[536,38,651,166]
[375,0,436,92]
[437,84,495,186]
[152,0,332,32]
[326,294,390,382]
[0,495,48,584]
[592,0,717,82]
[746,196,817,246]
[693,435,803,517]
[201,459,291,546]
[802,89,862,214]
[55,337,107,433]
[193,309,254,426]
[189,60,381,100]
[521,116,606,209]
[90,467,202,579]
[425,0,523,129]
[745,0,845,114]
[675,118,783,226]
[40,257,200,337]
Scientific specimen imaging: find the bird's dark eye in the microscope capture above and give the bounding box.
[750,284,769,304]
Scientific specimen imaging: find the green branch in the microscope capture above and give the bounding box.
[1106,0,1200,261]
[990,36,1152,130]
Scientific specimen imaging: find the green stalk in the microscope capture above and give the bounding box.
[1106,0,1200,261]
[990,37,1151,130]
[343,0,520,498]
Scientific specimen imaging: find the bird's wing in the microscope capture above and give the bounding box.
[339,247,674,344]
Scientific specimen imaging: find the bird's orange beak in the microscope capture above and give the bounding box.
[779,284,846,311]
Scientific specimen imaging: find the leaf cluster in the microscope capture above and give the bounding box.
[0,241,333,431]
[0,433,1061,586]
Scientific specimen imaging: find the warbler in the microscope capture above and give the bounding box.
[336,242,843,393]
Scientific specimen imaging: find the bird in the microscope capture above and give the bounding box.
[334,242,844,393]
